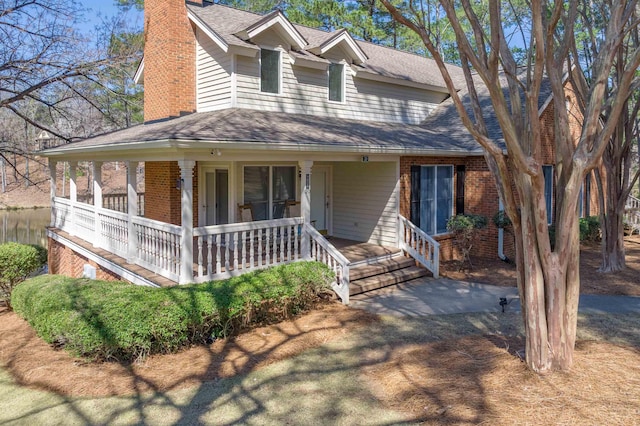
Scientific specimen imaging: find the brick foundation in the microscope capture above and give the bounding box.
[48,237,123,282]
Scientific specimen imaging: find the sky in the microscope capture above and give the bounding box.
[77,1,143,35]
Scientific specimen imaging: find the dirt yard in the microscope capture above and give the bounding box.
[1,238,639,424]
[441,234,640,296]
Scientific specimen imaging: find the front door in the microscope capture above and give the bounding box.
[310,166,330,234]
[205,169,229,226]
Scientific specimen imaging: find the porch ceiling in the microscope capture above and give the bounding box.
[40,108,484,159]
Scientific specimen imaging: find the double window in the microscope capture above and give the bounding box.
[328,63,344,102]
[243,166,296,220]
[410,165,454,235]
[260,49,280,94]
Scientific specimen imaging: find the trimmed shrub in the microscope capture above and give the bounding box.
[446,214,488,270]
[0,242,47,309]
[11,262,333,362]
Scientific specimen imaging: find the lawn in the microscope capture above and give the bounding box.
[1,239,639,425]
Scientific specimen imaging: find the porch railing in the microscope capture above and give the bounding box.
[51,196,180,282]
[305,223,351,304]
[398,214,440,278]
[76,192,145,216]
[193,217,304,283]
[134,217,182,282]
[626,195,640,234]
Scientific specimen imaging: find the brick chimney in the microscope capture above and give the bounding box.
[143,0,198,122]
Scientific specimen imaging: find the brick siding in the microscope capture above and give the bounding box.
[143,0,197,122]
[48,237,122,282]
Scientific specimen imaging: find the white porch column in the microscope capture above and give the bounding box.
[126,161,139,263]
[299,160,313,259]
[48,159,57,227]
[179,160,196,285]
[93,162,103,248]
[68,161,77,236]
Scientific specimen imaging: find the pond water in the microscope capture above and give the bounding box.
[0,208,50,247]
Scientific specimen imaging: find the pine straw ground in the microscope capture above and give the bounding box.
[1,238,639,424]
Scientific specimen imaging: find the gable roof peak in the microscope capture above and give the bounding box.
[234,8,307,50]
[307,28,368,64]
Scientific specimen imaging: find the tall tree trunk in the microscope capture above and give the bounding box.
[600,207,626,272]
[513,171,582,373]
[598,149,628,273]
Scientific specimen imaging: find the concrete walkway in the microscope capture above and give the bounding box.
[349,277,640,316]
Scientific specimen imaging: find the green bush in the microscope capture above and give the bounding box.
[446,214,488,232]
[11,262,333,362]
[0,242,47,309]
[492,210,512,229]
[579,216,601,242]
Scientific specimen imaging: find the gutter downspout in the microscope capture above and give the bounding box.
[498,198,507,261]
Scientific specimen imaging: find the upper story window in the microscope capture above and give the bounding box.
[328,63,344,102]
[260,48,280,94]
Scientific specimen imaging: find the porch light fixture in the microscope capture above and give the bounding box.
[210,149,222,156]
[176,178,183,190]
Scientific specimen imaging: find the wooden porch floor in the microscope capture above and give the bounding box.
[327,237,401,263]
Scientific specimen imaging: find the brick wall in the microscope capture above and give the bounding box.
[144,0,197,122]
[144,161,199,226]
[48,238,122,282]
[399,155,500,260]
[144,162,182,224]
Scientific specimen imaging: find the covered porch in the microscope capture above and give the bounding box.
[46,156,440,303]
[40,109,462,302]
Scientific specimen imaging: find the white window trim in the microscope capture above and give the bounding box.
[259,47,283,95]
[327,62,346,104]
[198,163,231,227]
[421,165,454,236]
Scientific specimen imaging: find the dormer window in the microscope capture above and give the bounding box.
[260,48,280,94]
[328,63,344,102]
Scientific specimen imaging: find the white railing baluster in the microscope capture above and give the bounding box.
[249,229,255,268]
[398,214,440,278]
[304,224,351,304]
[232,232,239,271]
[215,234,222,275]
[206,235,213,277]
[240,230,246,270]
[257,228,263,268]
[197,237,203,277]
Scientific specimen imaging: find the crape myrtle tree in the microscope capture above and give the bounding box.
[571,1,640,273]
[380,0,640,373]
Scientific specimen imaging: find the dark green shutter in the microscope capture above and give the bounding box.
[456,165,465,215]
[410,165,421,225]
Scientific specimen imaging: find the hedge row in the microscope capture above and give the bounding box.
[0,242,47,309]
[11,262,333,362]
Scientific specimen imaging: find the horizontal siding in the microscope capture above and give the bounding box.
[332,162,398,247]
[196,29,232,111]
[234,51,440,124]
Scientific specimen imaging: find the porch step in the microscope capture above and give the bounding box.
[349,255,416,280]
[348,259,430,296]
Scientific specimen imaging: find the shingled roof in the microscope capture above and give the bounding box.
[43,109,483,157]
